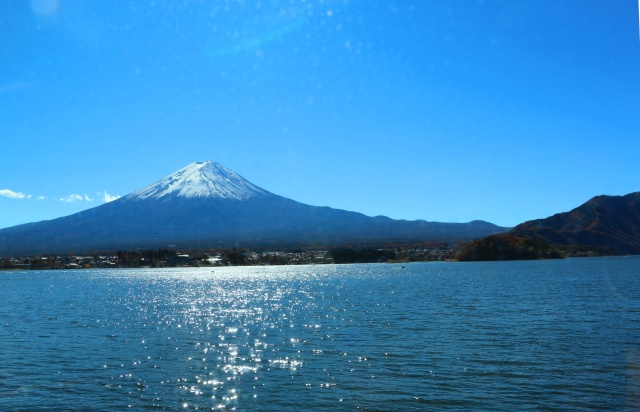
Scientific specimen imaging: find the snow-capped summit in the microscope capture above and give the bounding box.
[125,161,270,201]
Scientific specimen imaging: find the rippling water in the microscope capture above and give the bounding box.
[1,257,639,410]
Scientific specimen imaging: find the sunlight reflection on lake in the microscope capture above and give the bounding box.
[1,259,639,410]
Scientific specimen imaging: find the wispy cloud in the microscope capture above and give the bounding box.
[3,188,119,203]
[60,194,84,202]
[98,191,121,202]
[59,193,98,202]
[0,189,27,199]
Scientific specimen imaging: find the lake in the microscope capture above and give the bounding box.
[1,257,639,411]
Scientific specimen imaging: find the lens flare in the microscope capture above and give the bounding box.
[30,0,59,16]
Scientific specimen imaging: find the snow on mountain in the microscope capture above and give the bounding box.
[124,161,270,200]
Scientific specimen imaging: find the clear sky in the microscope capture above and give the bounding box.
[1,0,639,229]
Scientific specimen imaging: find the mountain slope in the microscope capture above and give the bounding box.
[0,161,509,255]
[511,192,640,254]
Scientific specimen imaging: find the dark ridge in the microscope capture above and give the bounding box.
[457,191,640,261]
[512,192,640,254]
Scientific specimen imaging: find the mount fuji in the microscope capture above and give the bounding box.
[0,161,508,255]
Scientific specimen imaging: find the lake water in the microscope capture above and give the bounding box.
[1,257,639,411]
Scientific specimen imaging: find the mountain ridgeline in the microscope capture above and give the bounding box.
[0,161,508,255]
[512,192,640,254]
[457,192,640,261]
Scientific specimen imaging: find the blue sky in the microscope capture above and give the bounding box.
[1,0,639,229]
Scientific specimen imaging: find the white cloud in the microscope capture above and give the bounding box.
[60,194,84,202]
[0,189,26,199]
[2,189,118,203]
[98,191,121,202]
[58,193,97,202]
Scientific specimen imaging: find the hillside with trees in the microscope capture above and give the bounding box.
[456,234,564,261]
